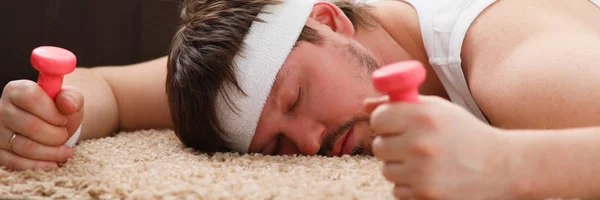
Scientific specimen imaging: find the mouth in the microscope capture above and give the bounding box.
[331,126,355,156]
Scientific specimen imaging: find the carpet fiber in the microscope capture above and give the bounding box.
[0,129,394,199]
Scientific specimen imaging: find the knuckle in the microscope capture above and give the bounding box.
[8,80,32,94]
[409,139,437,157]
[19,79,38,88]
[412,106,437,130]
[2,80,20,94]
[21,86,43,109]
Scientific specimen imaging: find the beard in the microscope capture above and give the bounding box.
[342,39,380,156]
[316,116,370,156]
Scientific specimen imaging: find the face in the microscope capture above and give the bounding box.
[247,27,384,156]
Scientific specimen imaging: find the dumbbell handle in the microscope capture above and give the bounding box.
[37,74,64,99]
[371,60,426,103]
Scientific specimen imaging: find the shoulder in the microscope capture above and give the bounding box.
[462,0,600,75]
[461,0,600,129]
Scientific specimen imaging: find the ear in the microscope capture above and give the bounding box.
[309,1,355,36]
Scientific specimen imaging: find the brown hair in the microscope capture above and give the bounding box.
[165,0,375,153]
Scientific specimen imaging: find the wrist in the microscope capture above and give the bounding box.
[501,129,555,200]
[490,129,533,199]
[488,128,530,199]
[489,127,600,199]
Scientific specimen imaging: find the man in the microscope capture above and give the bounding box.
[2,0,600,199]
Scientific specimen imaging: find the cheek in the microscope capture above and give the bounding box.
[249,105,281,153]
[307,73,372,119]
[302,45,379,121]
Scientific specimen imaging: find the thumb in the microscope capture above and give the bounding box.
[55,85,84,137]
[55,85,84,116]
[363,95,390,115]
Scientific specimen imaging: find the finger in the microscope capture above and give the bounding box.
[55,85,84,116]
[393,184,414,200]
[5,80,68,126]
[372,135,407,162]
[373,133,437,162]
[382,162,410,183]
[1,104,69,146]
[363,95,389,115]
[385,162,435,200]
[0,149,58,171]
[385,161,440,200]
[9,132,74,162]
[370,102,426,136]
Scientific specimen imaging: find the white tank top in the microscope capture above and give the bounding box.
[395,0,600,123]
[356,0,600,123]
[400,0,496,123]
[355,0,495,123]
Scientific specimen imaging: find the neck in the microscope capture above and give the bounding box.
[353,1,449,100]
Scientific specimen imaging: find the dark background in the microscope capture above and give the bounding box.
[0,0,182,93]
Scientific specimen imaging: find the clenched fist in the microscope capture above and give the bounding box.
[365,95,518,200]
[0,80,83,170]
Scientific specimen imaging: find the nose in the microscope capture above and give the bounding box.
[280,117,326,155]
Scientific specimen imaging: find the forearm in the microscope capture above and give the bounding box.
[506,127,600,199]
[62,56,173,141]
[92,57,173,131]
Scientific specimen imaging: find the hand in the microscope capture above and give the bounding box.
[0,80,84,170]
[365,95,515,200]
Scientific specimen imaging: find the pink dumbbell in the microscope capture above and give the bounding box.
[30,46,77,99]
[371,60,426,103]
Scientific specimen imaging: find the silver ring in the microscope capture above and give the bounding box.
[8,133,16,152]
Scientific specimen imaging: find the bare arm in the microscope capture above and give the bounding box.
[504,127,600,199]
[468,29,600,198]
[63,56,172,140]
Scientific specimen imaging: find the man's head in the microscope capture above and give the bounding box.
[166,0,382,156]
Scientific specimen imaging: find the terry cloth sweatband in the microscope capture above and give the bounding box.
[214,0,317,153]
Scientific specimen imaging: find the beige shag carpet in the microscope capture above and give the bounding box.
[0,129,393,199]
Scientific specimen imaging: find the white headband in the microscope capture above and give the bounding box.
[215,0,316,153]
